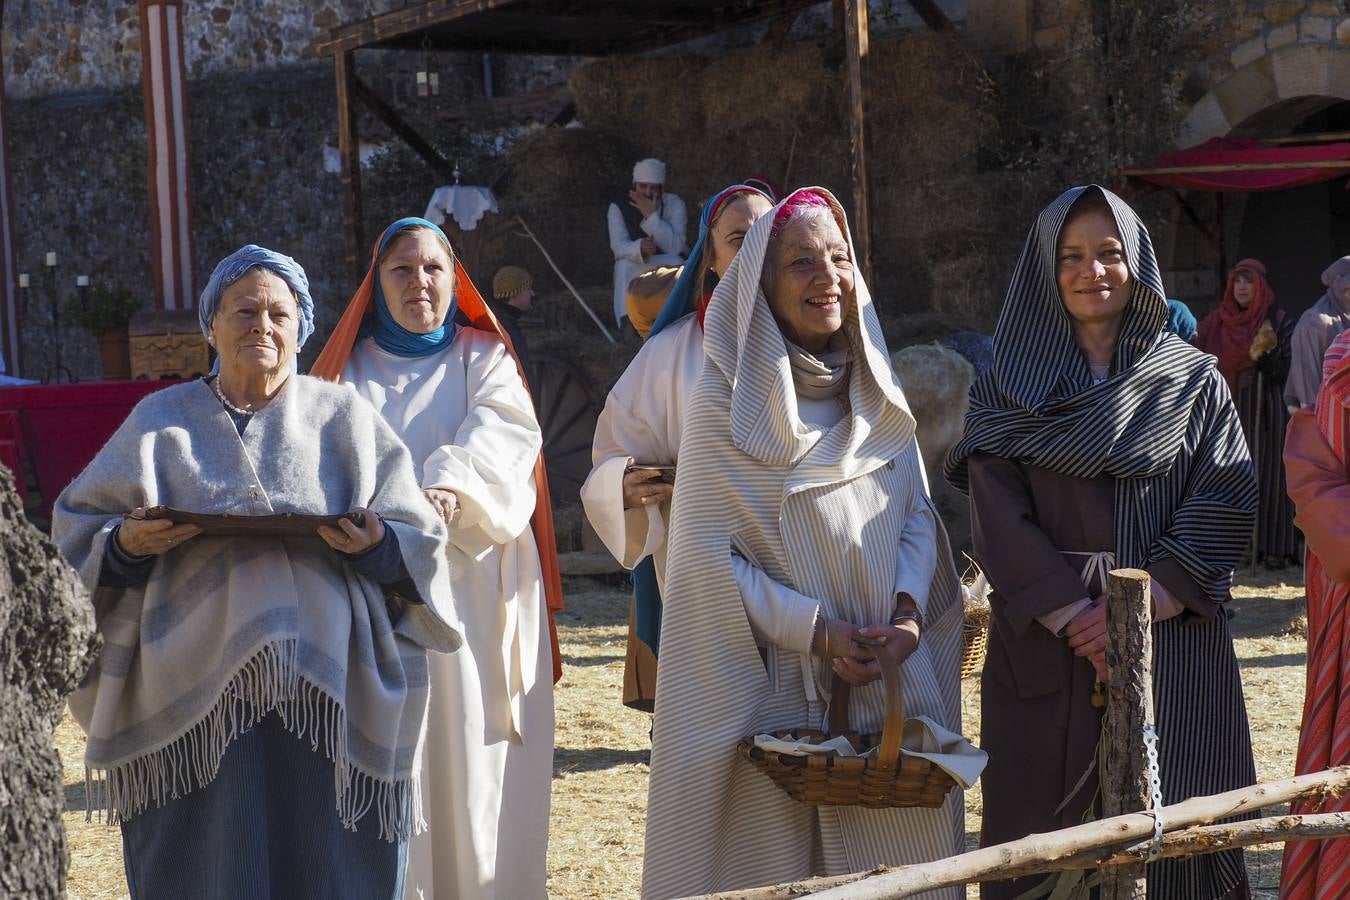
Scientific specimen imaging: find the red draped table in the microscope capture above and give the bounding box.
[0,380,176,523]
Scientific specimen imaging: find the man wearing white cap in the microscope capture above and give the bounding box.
[607,158,687,331]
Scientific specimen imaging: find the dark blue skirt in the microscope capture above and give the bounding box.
[120,712,407,900]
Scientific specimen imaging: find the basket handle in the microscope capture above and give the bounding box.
[825,637,907,771]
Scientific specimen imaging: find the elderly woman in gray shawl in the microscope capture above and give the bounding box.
[53,245,460,900]
[641,188,967,898]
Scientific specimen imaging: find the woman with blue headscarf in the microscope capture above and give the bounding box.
[582,184,772,711]
[53,245,461,899]
[311,218,553,900]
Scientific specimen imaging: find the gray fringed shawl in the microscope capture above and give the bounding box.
[53,376,461,839]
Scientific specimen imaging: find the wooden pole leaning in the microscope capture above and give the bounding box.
[1101,568,1154,900]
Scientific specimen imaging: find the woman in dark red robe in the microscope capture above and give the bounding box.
[1196,259,1299,566]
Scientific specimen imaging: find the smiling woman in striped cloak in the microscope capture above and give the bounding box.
[946,186,1258,900]
[641,188,966,899]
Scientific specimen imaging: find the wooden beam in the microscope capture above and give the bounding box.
[1101,569,1153,900]
[350,76,455,182]
[318,0,519,57]
[1122,158,1350,176]
[842,0,872,284]
[707,812,1350,898]
[1263,130,1350,144]
[700,767,1350,899]
[335,50,365,284]
[906,0,954,30]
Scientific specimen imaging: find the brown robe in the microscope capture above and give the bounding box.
[969,452,1221,900]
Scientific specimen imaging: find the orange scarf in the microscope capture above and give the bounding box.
[311,250,565,683]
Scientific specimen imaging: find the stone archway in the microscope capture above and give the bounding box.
[1161,27,1350,316]
[1179,40,1350,147]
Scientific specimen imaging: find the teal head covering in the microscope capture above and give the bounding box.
[648,184,768,338]
[361,217,458,358]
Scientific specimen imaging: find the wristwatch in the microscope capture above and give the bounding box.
[890,608,924,630]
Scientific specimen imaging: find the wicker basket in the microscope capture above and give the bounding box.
[736,640,957,809]
[959,562,992,679]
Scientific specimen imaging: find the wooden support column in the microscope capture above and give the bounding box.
[1101,568,1154,900]
[0,0,21,376]
[138,0,196,310]
[335,50,365,283]
[842,0,872,284]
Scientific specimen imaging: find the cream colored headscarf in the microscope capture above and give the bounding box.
[703,188,918,475]
[642,187,965,897]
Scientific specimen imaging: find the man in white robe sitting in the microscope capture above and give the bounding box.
[607,158,687,333]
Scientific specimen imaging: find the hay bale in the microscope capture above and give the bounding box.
[490,127,641,292]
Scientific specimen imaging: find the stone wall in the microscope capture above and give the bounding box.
[0,1,406,98]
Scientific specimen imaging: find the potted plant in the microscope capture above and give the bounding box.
[68,286,142,381]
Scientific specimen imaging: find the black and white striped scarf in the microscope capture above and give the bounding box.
[945,185,1257,605]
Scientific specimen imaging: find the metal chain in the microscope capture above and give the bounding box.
[1142,723,1164,859]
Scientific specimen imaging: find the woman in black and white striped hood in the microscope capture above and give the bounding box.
[946,185,1258,900]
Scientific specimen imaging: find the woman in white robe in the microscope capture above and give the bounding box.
[583,184,772,707]
[641,189,966,898]
[311,217,555,900]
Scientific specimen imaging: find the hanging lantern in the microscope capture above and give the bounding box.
[417,35,440,97]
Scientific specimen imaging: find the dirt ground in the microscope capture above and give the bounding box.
[57,569,1308,899]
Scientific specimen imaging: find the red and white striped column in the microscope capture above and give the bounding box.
[0,9,20,377]
[139,0,196,310]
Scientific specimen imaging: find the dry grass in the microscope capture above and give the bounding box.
[58,569,1310,899]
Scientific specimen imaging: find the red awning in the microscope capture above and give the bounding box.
[1122,137,1350,192]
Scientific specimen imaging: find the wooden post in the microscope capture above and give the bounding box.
[841,0,872,284]
[335,50,365,284]
[1101,568,1154,900]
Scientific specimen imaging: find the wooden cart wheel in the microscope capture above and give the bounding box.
[529,349,604,504]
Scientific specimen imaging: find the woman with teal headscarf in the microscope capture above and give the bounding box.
[313,217,554,899]
[582,184,772,711]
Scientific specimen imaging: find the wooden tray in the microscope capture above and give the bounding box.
[126,506,365,538]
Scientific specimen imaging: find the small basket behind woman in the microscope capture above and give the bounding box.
[736,640,958,809]
[961,559,992,679]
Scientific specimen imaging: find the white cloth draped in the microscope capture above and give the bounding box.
[343,331,553,900]
[581,312,703,584]
[641,189,966,899]
[423,185,499,232]
[608,194,687,326]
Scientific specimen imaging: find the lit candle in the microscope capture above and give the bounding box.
[76,275,90,287]
[45,251,57,267]
[17,273,28,288]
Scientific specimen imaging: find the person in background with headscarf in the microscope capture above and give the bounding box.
[607,158,687,333]
[1166,297,1198,343]
[310,218,562,900]
[1287,255,1350,411]
[642,188,969,898]
[947,186,1257,900]
[1196,259,1298,567]
[53,245,461,899]
[1281,330,1350,900]
[583,183,772,712]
